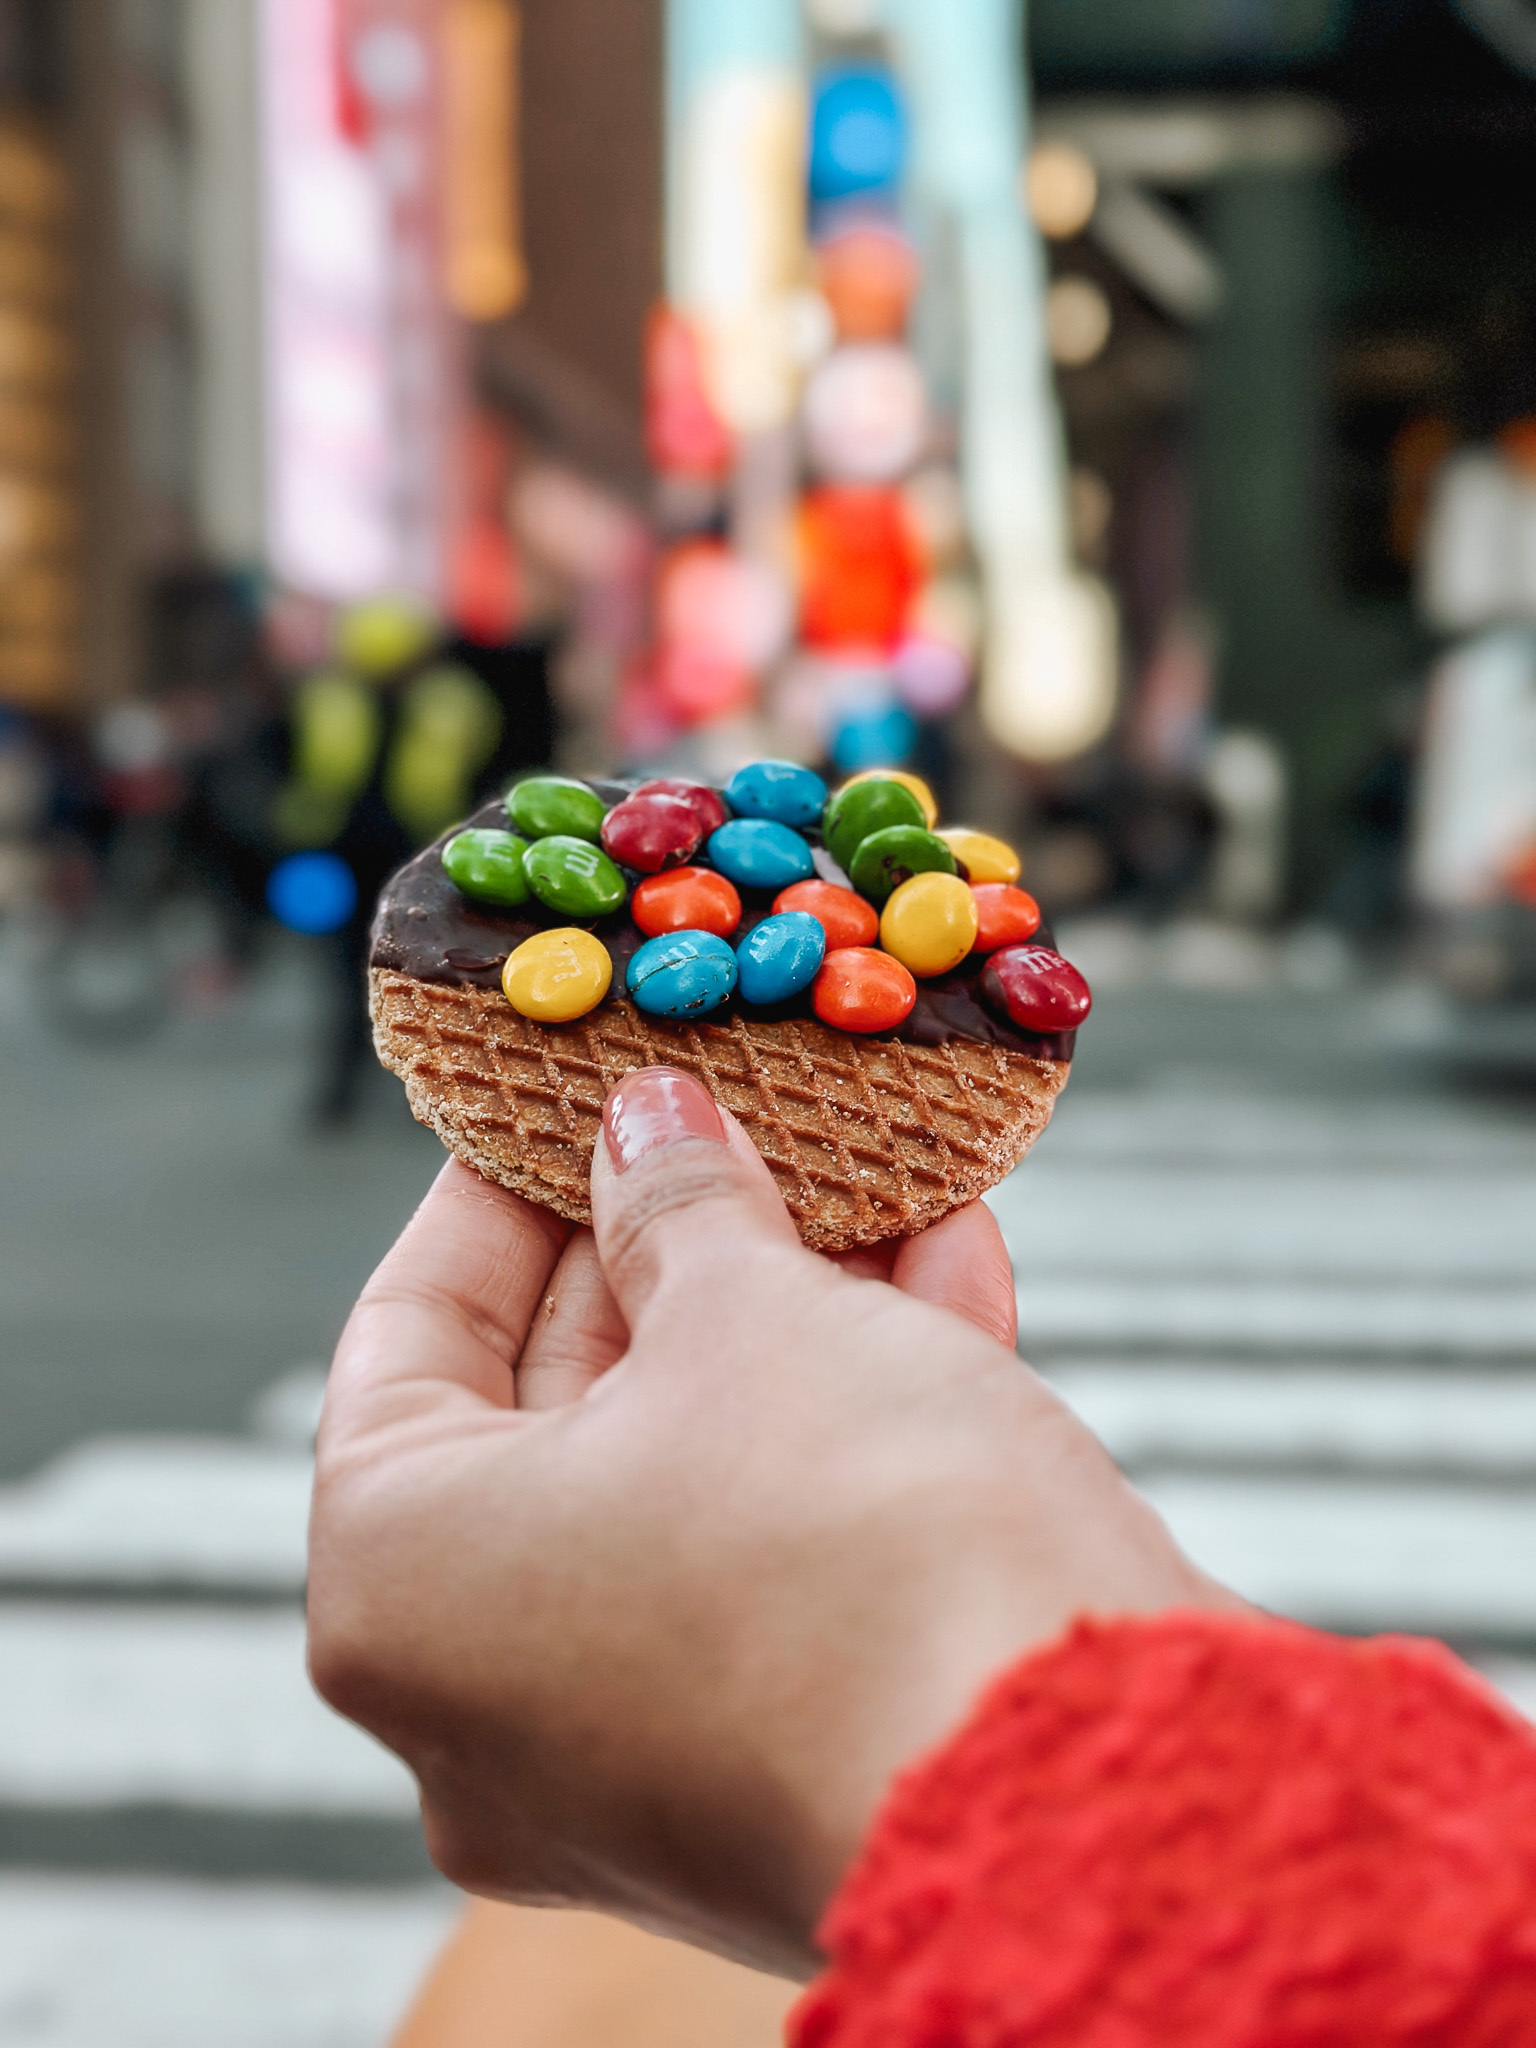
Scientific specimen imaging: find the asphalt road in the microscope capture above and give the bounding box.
[4,927,1536,2044]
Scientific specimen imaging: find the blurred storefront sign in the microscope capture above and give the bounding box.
[0,121,79,709]
[261,0,397,601]
[262,0,521,618]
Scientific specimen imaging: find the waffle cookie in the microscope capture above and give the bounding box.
[370,968,1068,1250]
[369,766,1086,1252]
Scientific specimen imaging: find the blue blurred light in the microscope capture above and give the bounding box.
[809,68,906,205]
[267,851,357,935]
[830,699,918,773]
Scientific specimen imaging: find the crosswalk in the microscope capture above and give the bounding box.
[991,1087,1536,1669]
[4,1077,1535,2041]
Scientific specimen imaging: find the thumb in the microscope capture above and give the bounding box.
[590,1066,808,1332]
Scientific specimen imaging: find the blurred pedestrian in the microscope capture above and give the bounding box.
[273,597,505,1126]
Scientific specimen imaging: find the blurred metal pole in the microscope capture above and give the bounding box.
[184,0,265,572]
[1196,165,1328,899]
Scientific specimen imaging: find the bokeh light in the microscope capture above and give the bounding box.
[266,851,358,935]
[1045,276,1113,367]
[809,69,907,207]
[802,344,927,483]
[1024,142,1099,240]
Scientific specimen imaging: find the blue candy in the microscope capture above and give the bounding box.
[707,817,815,891]
[724,759,829,830]
[735,912,826,1006]
[626,929,739,1019]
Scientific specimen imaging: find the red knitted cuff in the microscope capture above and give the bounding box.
[791,1613,1536,2047]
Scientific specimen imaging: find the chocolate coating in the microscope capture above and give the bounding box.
[369,788,1076,1062]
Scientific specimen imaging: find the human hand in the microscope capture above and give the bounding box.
[308,1069,1233,1976]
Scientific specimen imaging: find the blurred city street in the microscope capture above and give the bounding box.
[3,932,1534,2041]
[4,0,1536,2037]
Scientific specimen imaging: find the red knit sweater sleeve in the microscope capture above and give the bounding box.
[789,1613,1536,2047]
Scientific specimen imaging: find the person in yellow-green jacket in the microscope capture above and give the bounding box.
[273,597,549,1125]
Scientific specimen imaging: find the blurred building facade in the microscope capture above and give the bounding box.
[4,1,1536,934]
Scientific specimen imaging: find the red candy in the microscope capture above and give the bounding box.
[601,794,702,874]
[981,945,1091,1033]
[631,777,729,836]
[971,883,1042,954]
[631,865,742,939]
[772,878,879,951]
[812,947,917,1033]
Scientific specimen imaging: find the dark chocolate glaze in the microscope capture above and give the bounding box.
[369,788,1076,1062]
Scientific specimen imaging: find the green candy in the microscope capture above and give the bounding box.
[441,827,532,908]
[506,775,607,842]
[823,777,926,876]
[849,826,958,903]
[524,834,627,917]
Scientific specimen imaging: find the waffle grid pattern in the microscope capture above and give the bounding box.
[371,969,1068,1249]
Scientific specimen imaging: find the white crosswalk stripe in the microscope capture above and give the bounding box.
[985,1086,1536,1657]
[0,1875,457,2048]
[0,1606,413,1813]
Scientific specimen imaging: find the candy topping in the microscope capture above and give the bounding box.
[725,758,829,829]
[812,947,917,1033]
[838,767,938,826]
[627,929,739,1018]
[600,793,703,874]
[706,817,816,891]
[441,827,531,908]
[523,835,628,917]
[981,945,1092,1032]
[506,774,607,842]
[632,866,742,939]
[822,776,926,875]
[936,827,1021,884]
[771,878,879,950]
[502,928,614,1021]
[971,883,1042,953]
[735,911,826,1005]
[848,824,957,903]
[879,871,979,978]
[632,778,729,835]
[424,759,1082,1050]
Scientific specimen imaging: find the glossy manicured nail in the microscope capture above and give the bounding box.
[602,1067,726,1173]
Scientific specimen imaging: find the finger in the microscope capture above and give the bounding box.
[324,1158,571,1444]
[514,1229,629,1410]
[589,1066,810,1333]
[888,1201,1018,1350]
[824,1241,899,1285]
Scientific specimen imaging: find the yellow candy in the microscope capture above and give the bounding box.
[501,927,613,1022]
[936,827,1020,884]
[837,767,938,828]
[879,871,979,978]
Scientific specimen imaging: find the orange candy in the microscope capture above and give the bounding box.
[631,866,742,940]
[812,947,917,1033]
[971,883,1042,954]
[772,879,879,952]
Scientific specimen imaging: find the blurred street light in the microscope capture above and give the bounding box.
[1045,275,1112,367]
[1023,140,1098,240]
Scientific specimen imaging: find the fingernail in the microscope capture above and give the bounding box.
[602,1066,726,1173]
